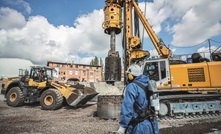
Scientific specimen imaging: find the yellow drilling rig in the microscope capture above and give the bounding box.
[102,0,221,117]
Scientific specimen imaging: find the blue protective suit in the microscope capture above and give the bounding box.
[119,74,159,134]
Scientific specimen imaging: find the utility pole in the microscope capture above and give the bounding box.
[208,39,212,60]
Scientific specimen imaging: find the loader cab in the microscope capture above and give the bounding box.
[143,59,170,86]
[19,69,29,83]
[19,69,29,77]
[30,67,53,82]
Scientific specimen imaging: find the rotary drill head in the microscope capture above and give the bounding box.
[103,1,123,83]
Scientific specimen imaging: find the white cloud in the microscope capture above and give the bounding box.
[18,0,32,14]
[198,46,217,53]
[72,9,111,56]
[197,46,218,59]
[138,1,166,36]
[139,0,221,47]
[0,7,26,29]
[171,0,221,46]
[149,49,158,58]
[0,8,112,65]
[1,0,31,14]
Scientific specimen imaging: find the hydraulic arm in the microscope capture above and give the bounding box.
[123,0,149,68]
[132,1,171,58]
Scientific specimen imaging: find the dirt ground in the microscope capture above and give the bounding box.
[0,88,221,134]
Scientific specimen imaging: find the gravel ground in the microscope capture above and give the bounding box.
[0,82,221,134]
[0,99,118,134]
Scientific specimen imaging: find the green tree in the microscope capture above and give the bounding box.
[90,59,94,65]
[94,56,99,66]
[100,58,104,81]
[90,56,99,66]
[99,58,103,67]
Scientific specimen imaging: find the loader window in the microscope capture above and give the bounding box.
[38,70,45,82]
[46,69,53,80]
[32,71,39,81]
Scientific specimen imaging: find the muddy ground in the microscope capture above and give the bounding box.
[0,87,221,134]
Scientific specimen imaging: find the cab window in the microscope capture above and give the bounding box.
[143,62,159,81]
[160,61,166,79]
[143,61,167,81]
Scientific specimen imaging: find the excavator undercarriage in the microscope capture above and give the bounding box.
[159,92,221,118]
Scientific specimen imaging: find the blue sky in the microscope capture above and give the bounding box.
[0,0,221,65]
[26,0,105,26]
[1,0,104,26]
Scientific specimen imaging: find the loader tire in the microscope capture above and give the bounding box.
[40,88,63,110]
[6,87,24,107]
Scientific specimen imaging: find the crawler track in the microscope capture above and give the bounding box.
[158,112,221,130]
[159,93,221,100]
[158,92,221,118]
[159,112,221,121]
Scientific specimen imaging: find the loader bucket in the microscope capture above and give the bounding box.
[66,87,98,107]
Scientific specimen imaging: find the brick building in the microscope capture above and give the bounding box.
[47,61,103,82]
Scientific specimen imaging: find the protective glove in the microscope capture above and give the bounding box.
[116,126,126,134]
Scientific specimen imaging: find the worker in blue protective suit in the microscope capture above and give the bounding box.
[116,64,159,134]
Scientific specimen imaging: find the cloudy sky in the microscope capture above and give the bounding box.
[0,0,221,65]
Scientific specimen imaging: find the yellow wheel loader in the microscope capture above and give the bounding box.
[1,66,98,110]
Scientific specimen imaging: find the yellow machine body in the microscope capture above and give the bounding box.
[170,62,221,90]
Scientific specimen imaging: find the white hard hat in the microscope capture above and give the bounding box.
[126,64,142,76]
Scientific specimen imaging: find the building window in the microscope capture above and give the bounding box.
[90,66,92,70]
[75,65,78,68]
[90,72,93,77]
[83,70,86,76]
[75,70,78,75]
[57,64,59,67]
[96,71,99,76]
[69,70,72,75]
[83,66,86,69]
[70,65,73,68]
